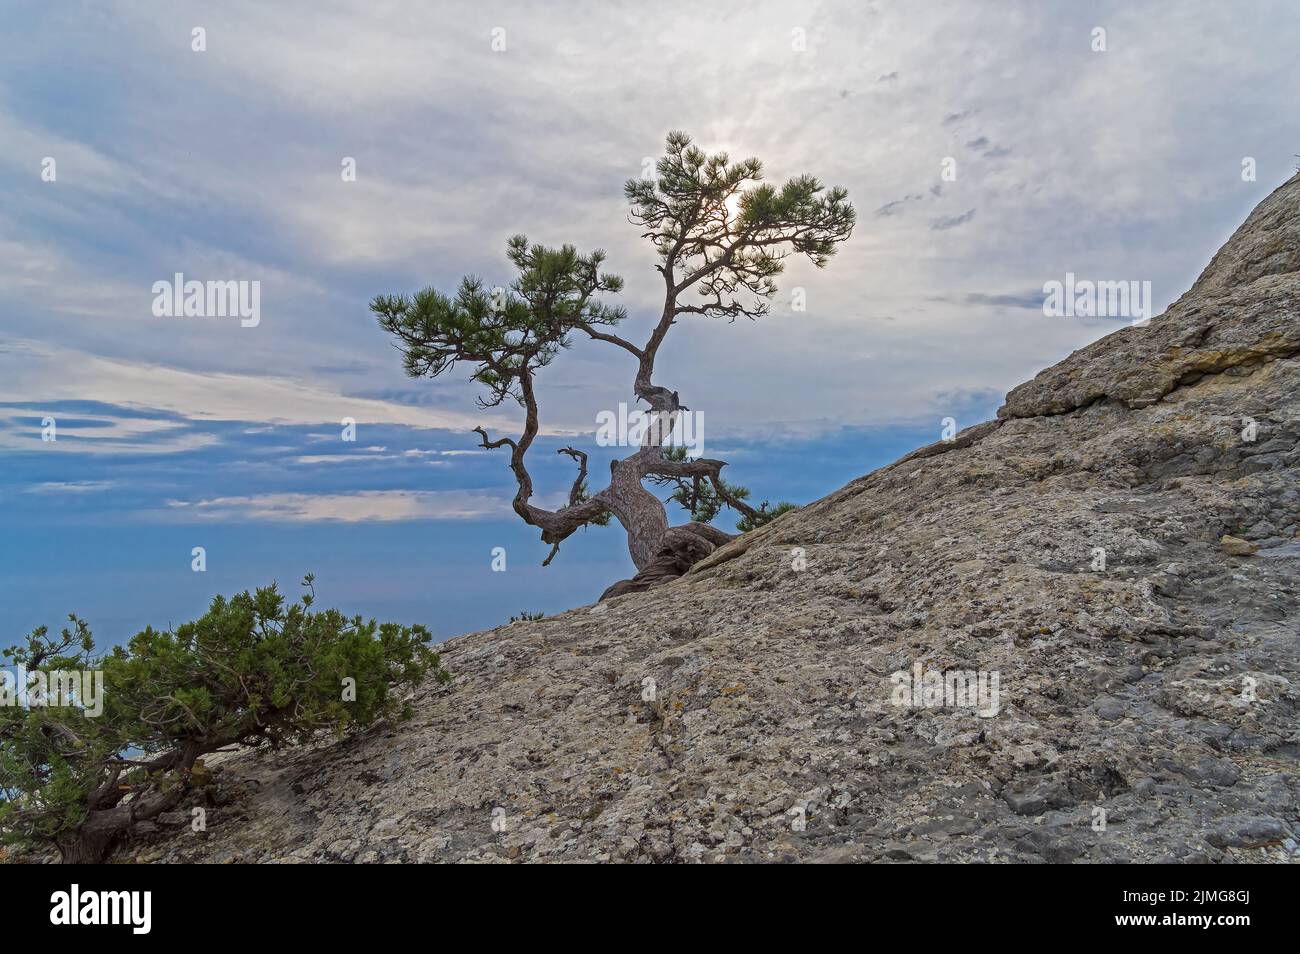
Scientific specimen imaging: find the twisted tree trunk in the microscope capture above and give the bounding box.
[478,387,750,596]
[56,741,212,863]
[379,131,854,601]
[596,429,740,598]
[473,296,764,596]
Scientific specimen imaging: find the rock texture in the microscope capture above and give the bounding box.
[131,177,1300,863]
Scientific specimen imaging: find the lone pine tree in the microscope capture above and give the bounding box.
[373,132,855,597]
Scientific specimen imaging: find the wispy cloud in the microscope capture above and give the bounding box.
[935,290,1045,310]
[163,490,507,523]
[25,480,117,494]
[930,209,977,231]
[0,339,504,441]
[876,194,924,216]
[0,404,218,455]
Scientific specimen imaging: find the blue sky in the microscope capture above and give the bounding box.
[1,1,1296,646]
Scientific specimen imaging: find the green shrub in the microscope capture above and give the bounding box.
[0,576,446,863]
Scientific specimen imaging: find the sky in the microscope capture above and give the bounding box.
[1,1,1297,645]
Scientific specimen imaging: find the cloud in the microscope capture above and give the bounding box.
[935,290,1045,310]
[876,194,924,216]
[964,136,1012,159]
[163,490,506,523]
[25,480,117,494]
[0,404,218,455]
[0,338,506,439]
[930,209,977,231]
[0,222,143,320]
[291,451,448,466]
[0,103,181,202]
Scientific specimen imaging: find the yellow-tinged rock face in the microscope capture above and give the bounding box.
[1220,534,1260,556]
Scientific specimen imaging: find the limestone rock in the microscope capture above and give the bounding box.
[1220,535,1259,556]
[126,177,1300,864]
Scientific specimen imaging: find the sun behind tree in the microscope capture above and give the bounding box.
[372,131,855,598]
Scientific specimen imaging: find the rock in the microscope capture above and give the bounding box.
[1094,697,1129,721]
[1003,779,1073,817]
[1220,535,1259,556]
[1205,815,1288,849]
[1161,756,1242,788]
[1131,777,1157,796]
[119,174,1300,865]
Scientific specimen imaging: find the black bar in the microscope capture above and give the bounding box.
[2,864,1280,940]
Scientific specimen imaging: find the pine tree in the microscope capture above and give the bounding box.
[373,131,853,595]
[0,577,445,863]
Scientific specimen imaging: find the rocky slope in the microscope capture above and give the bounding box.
[134,176,1299,863]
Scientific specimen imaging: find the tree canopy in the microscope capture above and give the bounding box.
[0,577,445,863]
[373,131,855,594]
